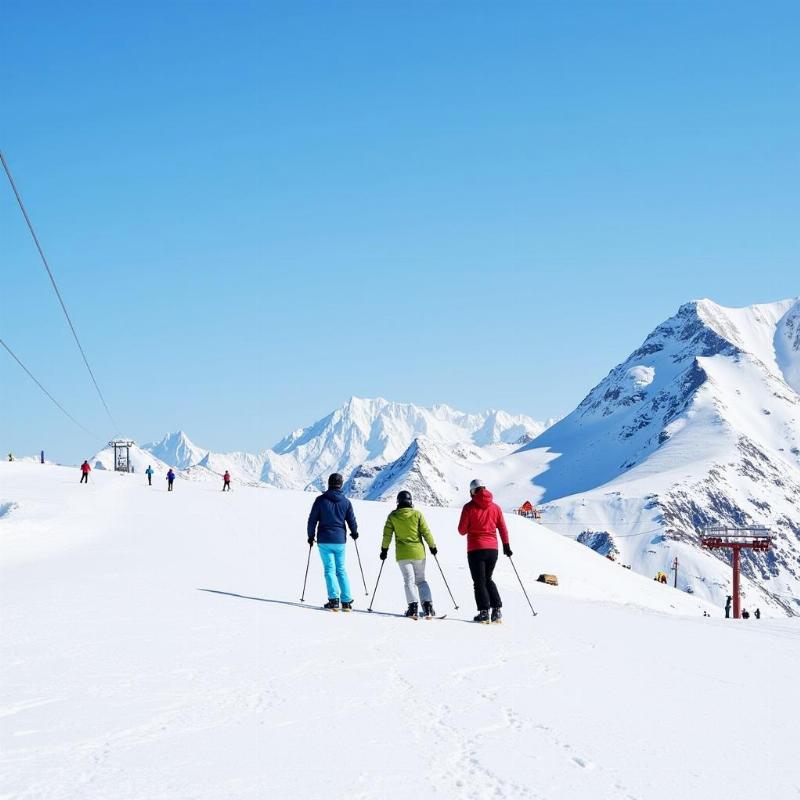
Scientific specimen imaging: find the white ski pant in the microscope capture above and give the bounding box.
[397,558,432,604]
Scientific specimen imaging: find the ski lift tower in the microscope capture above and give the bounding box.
[108,439,135,473]
[700,525,772,619]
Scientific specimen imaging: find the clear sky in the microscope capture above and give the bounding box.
[2,0,798,463]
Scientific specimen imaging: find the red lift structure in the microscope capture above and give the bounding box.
[700,525,772,619]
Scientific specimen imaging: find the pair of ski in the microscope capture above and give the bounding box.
[323,605,447,620]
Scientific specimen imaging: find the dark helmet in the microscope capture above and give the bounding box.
[397,490,413,508]
[328,473,344,490]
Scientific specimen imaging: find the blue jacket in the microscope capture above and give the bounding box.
[307,489,358,544]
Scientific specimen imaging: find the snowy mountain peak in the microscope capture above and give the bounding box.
[142,398,552,496]
[142,431,207,470]
[521,298,800,500]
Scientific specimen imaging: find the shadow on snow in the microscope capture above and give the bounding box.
[197,588,467,622]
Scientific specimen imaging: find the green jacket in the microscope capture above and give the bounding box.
[382,507,436,561]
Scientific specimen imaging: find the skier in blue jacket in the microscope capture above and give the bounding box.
[307,473,358,611]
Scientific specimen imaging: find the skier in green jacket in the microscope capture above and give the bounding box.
[381,490,438,619]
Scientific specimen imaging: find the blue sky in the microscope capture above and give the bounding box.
[2,1,798,462]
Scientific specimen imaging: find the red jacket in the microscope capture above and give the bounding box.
[223,472,230,482]
[81,462,91,473]
[458,489,509,552]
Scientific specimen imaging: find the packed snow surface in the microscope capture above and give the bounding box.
[2,461,798,799]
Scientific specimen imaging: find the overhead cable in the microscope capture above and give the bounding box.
[0,148,118,431]
[0,337,98,437]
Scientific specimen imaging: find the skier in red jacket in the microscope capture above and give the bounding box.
[458,478,511,624]
[222,471,231,492]
[80,460,91,484]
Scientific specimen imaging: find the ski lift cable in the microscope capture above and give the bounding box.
[0,337,99,438]
[0,149,118,433]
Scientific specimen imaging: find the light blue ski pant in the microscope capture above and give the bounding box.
[318,543,352,602]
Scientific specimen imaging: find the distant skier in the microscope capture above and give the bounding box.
[380,490,438,619]
[306,473,357,611]
[222,470,231,491]
[166,468,175,492]
[8,452,13,462]
[458,478,511,624]
[40,450,45,465]
[754,607,761,619]
[742,608,750,619]
[725,595,732,619]
[80,460,91,484]
[145,465,154,486]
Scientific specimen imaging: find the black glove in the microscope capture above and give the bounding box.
[503,543,513,557]
[379,548,388,560]
[429,546,438,556]
[350,531,359,540]
[307,538,315,547]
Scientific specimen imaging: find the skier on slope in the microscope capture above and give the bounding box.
[725,595,732,619]
[166,468,175,492]
[145,465,154,486]
[458,478,511,624]
[80,460,91,484]
[222,470,231,492]
[306,473,358,612]
[380,490,438,619]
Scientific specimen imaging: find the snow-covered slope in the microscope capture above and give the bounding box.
[2,460,797,799]
[501,298,800,615]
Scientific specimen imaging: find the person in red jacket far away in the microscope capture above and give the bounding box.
[80,460,91,484]
[222,470,231,492]
[458,478,512,624]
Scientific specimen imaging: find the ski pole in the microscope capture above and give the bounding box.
[353,538,369,595]
[432,553,459,610]
[300,541,313,602]
[508,555,538,617]
[368,558,385,612]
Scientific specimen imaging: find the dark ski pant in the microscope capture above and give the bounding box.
[468,549,501,611]
[168,480,174,491]
[222,481,231,491]
[148,475,152,486]
[80,473,89,484]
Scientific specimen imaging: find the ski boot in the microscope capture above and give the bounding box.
[341,600,353,612]
[323,598,340,612]
[491,607,503,624]
[422,601,436,619]
[404,602,419,620]
[473,609,491,624]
